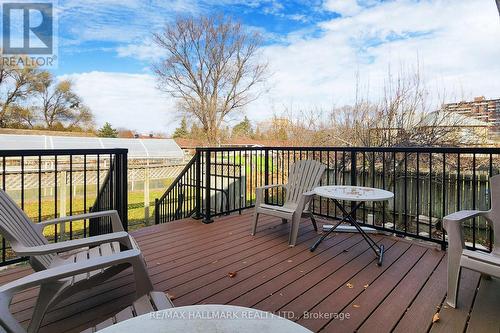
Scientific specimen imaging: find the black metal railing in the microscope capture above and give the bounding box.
[89,152,128,235]
[154,154,199,224]
[0,148,128,266]
[155,146,500,251]
[154,149,243,224]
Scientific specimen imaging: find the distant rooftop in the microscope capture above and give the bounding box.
[420,110,491,128]
[0,134,184,160]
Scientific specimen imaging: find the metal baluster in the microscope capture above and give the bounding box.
[472,153,476,250]
[416,152,420,236]
[54,155,58,242]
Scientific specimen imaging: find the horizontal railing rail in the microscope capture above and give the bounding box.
[0,148,128,266]
[155,146,500,251]
[196,146,500,154]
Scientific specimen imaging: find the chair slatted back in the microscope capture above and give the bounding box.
[0,190,54,270]
[285,160,326,205]
[489,175,500,255]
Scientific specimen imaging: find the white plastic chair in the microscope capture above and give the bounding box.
[252,160,326,247]
[443,175,500,308]
[0,189,153,332]
[0,252,173,333]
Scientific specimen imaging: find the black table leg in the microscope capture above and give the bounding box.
[310,201,363,252]
[310,219,344,252]
[377,244,384,266]
[310,199,385,265]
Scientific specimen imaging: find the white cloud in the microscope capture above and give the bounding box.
[116,39,166,62]
[58,0,500,130]
[59,72,177,134]
[247,0,500,121]
[323,0,362,16]
[58,0,199,45]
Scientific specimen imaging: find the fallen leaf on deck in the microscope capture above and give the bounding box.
[353,304,360,308]
[346,283,354,289]
[166,292,176,300]
[432,313,440,323]
[287,260,293,263]
[228,272,237,278]
[363,284,369,289]
[212,260,218,264]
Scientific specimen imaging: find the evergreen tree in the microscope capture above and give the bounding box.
[173,117,189,138]
[98,122,118,138]
[232,116,253,137]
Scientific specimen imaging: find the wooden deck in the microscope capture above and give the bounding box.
[1,212,499,333]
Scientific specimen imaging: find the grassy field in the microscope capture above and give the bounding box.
[0,182,172,263]
[10,188,168,240]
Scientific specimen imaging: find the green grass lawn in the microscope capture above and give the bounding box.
[0,188,168,263]
[15,188,167,239]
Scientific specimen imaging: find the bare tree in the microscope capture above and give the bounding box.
[329,103,377,146]
[0,58,42,127]
[328,65,471,148]
[153,14,268,144]
[263,64,481,149]
[32,72,94,130]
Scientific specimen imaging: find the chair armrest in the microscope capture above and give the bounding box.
[443,210,489,251]
[443,210,489,223]
[298,191,316,212]
[13,232,132,256]
[38,210,124,232]
[256,184,285,191]
[0,249,142,333]
[255,184,285,207]
[0,249,142,296]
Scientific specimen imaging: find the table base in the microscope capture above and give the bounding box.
[310,200,384,266]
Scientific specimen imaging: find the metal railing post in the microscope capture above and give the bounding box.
[203,150,214,223]
[194,150,202,219]
[154,198,159,224]
[264,148,269,204]
[351,149,357,221]
[114,150,128,231]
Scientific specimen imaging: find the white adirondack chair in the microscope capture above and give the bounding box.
[0,253,173,333]
[0,189,153,333]
[443,174,500,308]
[252,159,326,247]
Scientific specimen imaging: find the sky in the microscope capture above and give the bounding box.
[47,0,500,134]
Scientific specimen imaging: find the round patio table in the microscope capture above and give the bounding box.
[310,185,394,266]
[97,304,313,333]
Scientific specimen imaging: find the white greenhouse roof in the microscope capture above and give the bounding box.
[0,134,184,159]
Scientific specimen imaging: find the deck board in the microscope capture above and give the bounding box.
[321,244,429,332]
[392,254,448,333]
[429,268,481,333]
[466,277,500,333]
[356,248,444,333]
[0,211,498,333]
[291,239,407,332]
